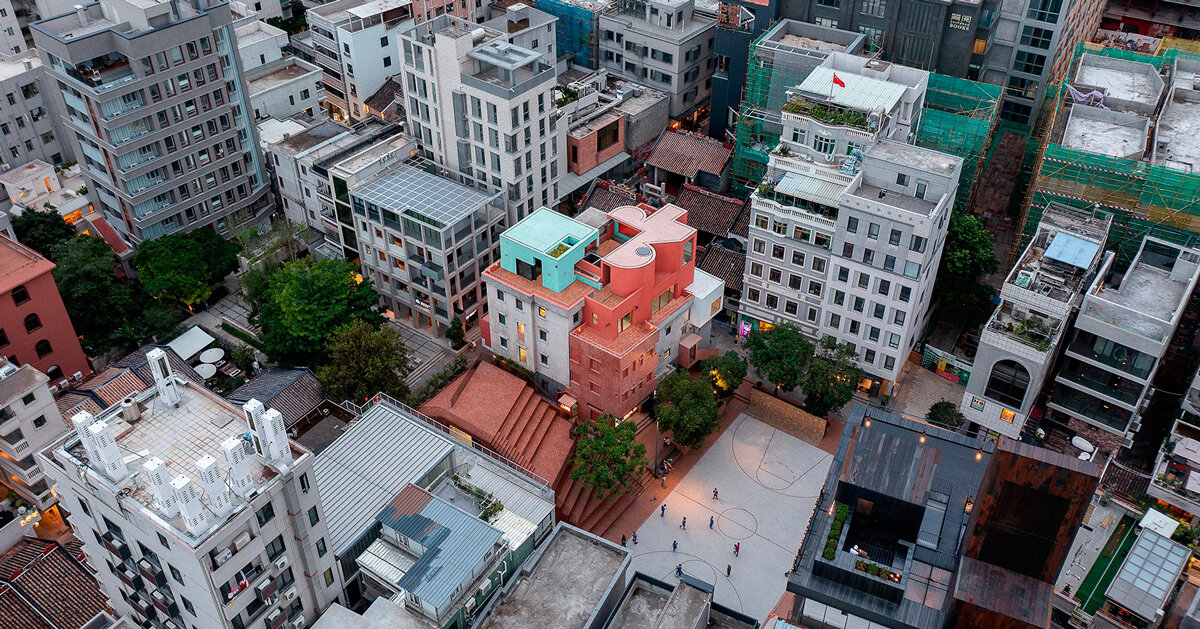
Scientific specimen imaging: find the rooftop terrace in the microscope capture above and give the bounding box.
[1080,238,1200,342]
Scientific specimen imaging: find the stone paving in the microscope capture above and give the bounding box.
[625,413,832,622]
[386,318,454,388]
[890,361,967,421]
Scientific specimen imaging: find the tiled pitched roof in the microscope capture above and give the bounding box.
[364,77,404,120]
[672,184,744,237]
[228,367,325,428]
[698,244,745,294]
[60,345,200,419]
[645,130,732,178]
[583,185,638,213]
[113,344,202,385]
[0,537,108,629]
[730,202,751,238]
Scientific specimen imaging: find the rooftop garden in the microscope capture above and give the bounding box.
[991,315,1054,352]
[782,98,871,130]
[823,503,850,560]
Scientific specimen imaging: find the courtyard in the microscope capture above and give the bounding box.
[624,413,833,621]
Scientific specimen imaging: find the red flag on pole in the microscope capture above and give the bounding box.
[832,74,846,88]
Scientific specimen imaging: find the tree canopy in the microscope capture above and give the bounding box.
[745,322,814,392]
[258,258,383,366]
[654,370,721,449]
[801,336,862,417]
[702,351,747,398]
[317,321,412,403]
[133,229,240,309]
[570,418,647,500]
[927,400,965,430]
[935,212,999,313]
[12,211,75,260]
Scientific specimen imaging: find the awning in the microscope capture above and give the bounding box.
[775,171,846,208]
[166,326,215,362]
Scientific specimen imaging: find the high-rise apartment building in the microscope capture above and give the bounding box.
[738,53,959,396]
[482,204,723,420]
[32,0,271,242]
[597,0,715,122]
[39,349,340,629]
[399,14,563,224]
[0,50,73,169]
[306,0,414,123]
[0,358,66,509]
[0,233,89,380]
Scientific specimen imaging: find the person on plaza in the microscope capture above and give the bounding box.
[726,564,732,577]
[621,535,626,546]
[709,516,714,529]
[672,540,678,552]
[661,503,667,517]
[675,564,683,578]
[713,488,719,500]
[680,517,687,530]
[632,532,638,545]
[734,543,740,556]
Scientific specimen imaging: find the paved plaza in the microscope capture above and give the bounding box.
[624,413,832,621]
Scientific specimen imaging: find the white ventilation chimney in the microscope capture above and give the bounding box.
[262,408,293,470]
[121,397,141,423]
[196,455,232,517]
[87,420,127,483]
[242,399,267,457]
[221,436,254,497]
[142,456,178,517]
[172,475,208,536]
[147,348,182,407]
[73,4,86,25]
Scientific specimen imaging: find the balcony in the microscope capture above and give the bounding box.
[782,98,872,131]
[102,531,131,560]
[128,593,156,620]
[1048,386,1133,434]
[118,565,144,590]
[63,54,136,94]
[138,558,167,587]
[151,589,179,617]
[984,304,1061,357]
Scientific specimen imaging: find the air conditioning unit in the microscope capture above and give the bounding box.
[213,547,233,567]
[283,586,298,601]
[266,609,285,629]
[464,596,477,612]
[274,555,289,571]
[477,582,490,597]
[291,617,307,629]
[233,532,252,550]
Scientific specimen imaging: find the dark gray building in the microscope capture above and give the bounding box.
[708,0,780,140]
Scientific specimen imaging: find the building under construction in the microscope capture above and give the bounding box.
[1022,44,1200,263]
[728,20,1002,207]
[534,0,610,68]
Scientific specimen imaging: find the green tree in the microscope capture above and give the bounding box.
[702,351,747,398]
[570,418,647,500]
[317,322,412,403]
[445,317,465,349]
[239,264,277,319]
[926,400,965,430]
[745,322,814,392]
[50,235,136,352]
[133,229,240,309]
[802,337,862,417]
[936,212,999,312]
[258,258,383,365]
[12,211,75,260]
[654,370,721,449]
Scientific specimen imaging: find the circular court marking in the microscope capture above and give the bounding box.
[717,508,758,540]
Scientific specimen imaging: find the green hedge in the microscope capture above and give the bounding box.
[219,322,265,351]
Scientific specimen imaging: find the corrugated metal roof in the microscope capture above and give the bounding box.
[774,171,847,208]
[797,67,907,113]
[313,405,455,553]
[1044,232,1100,269]
[358,538,417,586]
[464,464,553,530]
[376,486,503,616]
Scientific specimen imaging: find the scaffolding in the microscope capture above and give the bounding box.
[1020,43,1200,264]
[728,27,1001,204]
[914,74,1002,210]
[534,0,609,69]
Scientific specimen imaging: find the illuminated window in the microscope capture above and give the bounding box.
[538,306,547,318]
[518,346,527,362]
[999,408,1016,423]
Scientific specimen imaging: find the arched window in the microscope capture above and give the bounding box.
[34,339,51,358]
[45,365,62,381]
[985,360,1030,408]
[10,284,28,305]
[23,313,41,332]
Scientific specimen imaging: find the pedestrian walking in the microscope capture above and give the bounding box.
[680,517,687,530]
[632,532,638,545]
[675,564,683,578]
[672,540,678,552]
[661,476,666,488]
[734,543,740,557]
[713,488,719,500]
[726,564,732,577]
[709,516,714,529]
[621,535,626,546]
[661,504,666,517]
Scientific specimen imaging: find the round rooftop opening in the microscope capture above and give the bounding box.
[636,246,652,257]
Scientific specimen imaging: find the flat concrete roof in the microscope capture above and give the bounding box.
[1062,106,1148,159]
[479,525,629,629]
[1075,54,1163,108]
[867,139,960,176]
[247,59,319,94]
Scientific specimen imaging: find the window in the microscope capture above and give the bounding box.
[884,255,896,272]
[792,251,805,266]
[753,239,765,254]
[1006,76,1039,99]
[32,416,45,428]
[877,279,890,295]
[766,294,778,309]
[34,340,50,358]
[1026,0,1062,22]
[497,290,505,301]
[846,217,858,233]
[873,303,885,319]
[893,311,906,326]
[889,229,902,246]
[808,281,823,297]
[1020,26,1054,49]
[785,301,798,315]
[843,243,854,258]
[170,564,184,584]
[255,502,275,526]
[909,235,927,253]
[266,535,286,560]
[896,173,909,186]
[317,538,327,557]
[182,596,195,616]
[10,285,28,305]
[833,290,845,306]
[540,354,548,366]
[539,329,547,341]
[794,227,811,241]
[888,333,900,349]
[904,261,921,279]
[816,0,839,6]
[747,288,760,302]
[538,306,547,318]
[829,313,841,328]
[868,327,880,342]
[769,268,782,283]
[862,249,874,265]
[771,244,785,260]
[857,273,869,289]
[308,506,320,526]
[1014,51,1047,75]
[324,569,335,587]
[750,262,762,277]
[838,267,850,283]
[853,297,864,313]
[773,221,787,235]
[813,135,835,154]
[884,356,895,371]
[899,286,912,302]
[864,349,875,364]
[21,392,33,405]
[754,214,769,229]
[789,274,803,290]
[860,0,885,15]
[23,313,40,332]
[300,473,310,494]
[867,223,879,240]
[985,360,1030,407]
[812,258,826,273]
